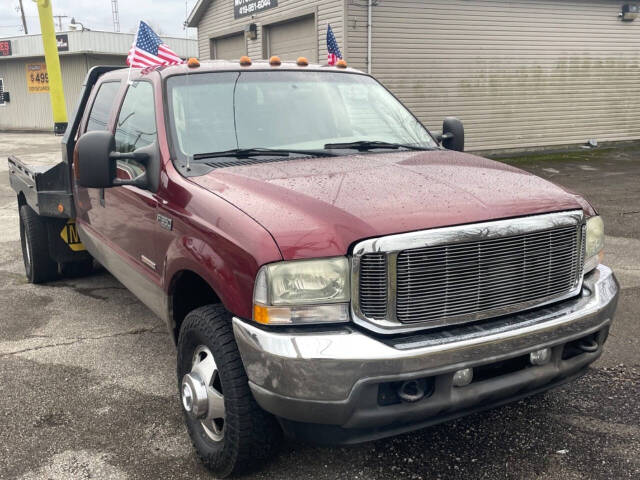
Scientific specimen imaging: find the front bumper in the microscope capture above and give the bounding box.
[232,265,619,443]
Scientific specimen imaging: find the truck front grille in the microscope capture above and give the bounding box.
[359,253,388,319]
[354,212,586,331]
[395,225,582,323]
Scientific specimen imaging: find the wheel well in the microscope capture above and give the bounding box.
[170,270,221,342]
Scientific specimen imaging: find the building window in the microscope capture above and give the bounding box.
[0,78,5,106]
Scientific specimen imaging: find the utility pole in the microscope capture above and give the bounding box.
[52,14,68,31]
[111,0,120,32]
[17,0,28,34]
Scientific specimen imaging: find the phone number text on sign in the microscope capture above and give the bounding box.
[234,0,278,19]
[26,63,50,93]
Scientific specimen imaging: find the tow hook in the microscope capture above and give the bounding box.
[578,338,599,353]
[181,372,209,419]
[397,379,428,403]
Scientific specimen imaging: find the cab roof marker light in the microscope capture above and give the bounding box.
[336,59,348,68]
[187,57,200,68]
[296,57,309,67]
[240,56,252,66]
[269,56,282,67]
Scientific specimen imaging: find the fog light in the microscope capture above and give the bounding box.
[452,368,473,387]
[530,348,552,366]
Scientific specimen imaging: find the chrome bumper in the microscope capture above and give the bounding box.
[232,265,618,431]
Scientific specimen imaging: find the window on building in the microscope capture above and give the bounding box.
[114,81,157,153]
[0,78,5,106]
[86,81,121,131]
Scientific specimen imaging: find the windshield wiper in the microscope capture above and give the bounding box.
[324,140,434,152]
[193,147,336,161]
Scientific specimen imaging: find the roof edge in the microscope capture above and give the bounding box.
[187,0,213,28]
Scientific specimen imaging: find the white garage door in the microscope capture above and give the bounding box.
[212,33,246,60]
[266,15,316,63]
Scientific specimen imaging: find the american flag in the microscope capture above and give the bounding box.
[326,24,342,66]
[127,21,183,68]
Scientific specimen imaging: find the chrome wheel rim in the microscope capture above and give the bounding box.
[25,234,31,267]
[22,220,31,269]
[187,345,225,441]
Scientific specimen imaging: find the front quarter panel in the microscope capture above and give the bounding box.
[159,162,283,321]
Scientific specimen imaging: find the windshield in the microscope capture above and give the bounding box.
[166,71,437,159]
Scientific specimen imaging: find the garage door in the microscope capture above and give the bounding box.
[211,33,246,60]
[266,15,316,63]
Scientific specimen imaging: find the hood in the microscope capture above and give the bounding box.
[190,150,587,260]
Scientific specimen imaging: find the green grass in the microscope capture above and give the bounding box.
[493,147,618,165]
[489,144,640,165]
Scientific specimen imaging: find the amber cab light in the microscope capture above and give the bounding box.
[187,57,200,68]
[240,55,252,66]
[336,59,347,68]
[269,56,282,66]
[296,57,309,67]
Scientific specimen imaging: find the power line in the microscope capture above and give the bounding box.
[17,0,28,34]
[52,14,68,31]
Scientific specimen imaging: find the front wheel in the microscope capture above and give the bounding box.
[177,305,281,477]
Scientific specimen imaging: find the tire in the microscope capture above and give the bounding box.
[19,204,58,284]
[177,305,281,477]
[60,257,94,278]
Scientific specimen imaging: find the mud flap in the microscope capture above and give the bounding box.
[46,218,91,264]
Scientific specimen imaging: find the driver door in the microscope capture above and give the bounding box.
[100,81,160,276]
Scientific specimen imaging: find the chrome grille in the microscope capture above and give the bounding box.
[359,253,387,319]
[396,225,582,323]
[353,211,586,333]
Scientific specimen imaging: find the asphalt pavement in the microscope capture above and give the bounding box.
[0,132,638,479]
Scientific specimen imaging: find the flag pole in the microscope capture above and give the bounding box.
[127,21,141,85]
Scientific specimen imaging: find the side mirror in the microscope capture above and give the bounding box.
[440,117,464,152]
[76,130,149,189]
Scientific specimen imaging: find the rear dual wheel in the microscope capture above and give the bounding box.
[19,205,58,284]
[19,205,94,283]
[177,305,281,478]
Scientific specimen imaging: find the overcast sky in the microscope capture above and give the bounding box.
[1,0,198,38]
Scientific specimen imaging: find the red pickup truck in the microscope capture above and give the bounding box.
[9,59,619,477]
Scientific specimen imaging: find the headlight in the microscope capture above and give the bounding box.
[253,257,350,325]
[584,215,604,274]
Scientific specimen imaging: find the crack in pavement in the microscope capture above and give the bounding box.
[0,326,167,358]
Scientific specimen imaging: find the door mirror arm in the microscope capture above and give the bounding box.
[112,176,148,188]
[433,131,454,143]
[108,151,151,188]
[109,151,150,162]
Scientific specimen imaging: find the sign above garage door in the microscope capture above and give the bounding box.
[234,0,278,19]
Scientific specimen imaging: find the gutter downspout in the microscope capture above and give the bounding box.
[367,0,372,74]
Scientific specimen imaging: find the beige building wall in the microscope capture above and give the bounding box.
[195,0,346,63]
[0,54,124,131]
[347,0,640,151]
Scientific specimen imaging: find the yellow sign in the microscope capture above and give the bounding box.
[26,62,50,93]
[60,219,86,252]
